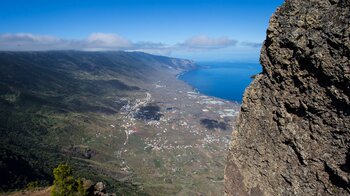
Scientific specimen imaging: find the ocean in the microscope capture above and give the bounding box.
[179,62,262,102]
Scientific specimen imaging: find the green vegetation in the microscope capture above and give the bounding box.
[153,159,162,168]
[51,164,86,196]
[0,51,161,192]
[26,181,41,190]
[1,51,226,195]
[0,51,189,194]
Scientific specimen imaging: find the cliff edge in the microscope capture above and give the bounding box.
[225,0,350,195]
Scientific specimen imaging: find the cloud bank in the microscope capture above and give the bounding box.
[0,33,261,55]
[86,33,132,49]
[178,35,238,49]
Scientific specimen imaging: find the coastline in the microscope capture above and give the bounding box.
[175,63,261,104]
[173,68,240,105]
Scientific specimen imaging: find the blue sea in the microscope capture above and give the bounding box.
[179,62,262,103]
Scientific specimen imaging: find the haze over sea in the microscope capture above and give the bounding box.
[179,62,262,102]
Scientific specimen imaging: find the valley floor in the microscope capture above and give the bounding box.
[95,69,240,195]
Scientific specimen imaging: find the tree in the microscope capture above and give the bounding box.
[51,164,86,196]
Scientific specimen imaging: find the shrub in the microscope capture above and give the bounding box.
[51,164,86,196]
[26,181,40,190]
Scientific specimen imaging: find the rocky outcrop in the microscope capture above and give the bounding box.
[225,0,350,195]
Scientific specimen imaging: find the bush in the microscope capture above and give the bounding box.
[26,181,40,190]
[51,164,86,196]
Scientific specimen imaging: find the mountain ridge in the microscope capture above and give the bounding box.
[0,51,196,193]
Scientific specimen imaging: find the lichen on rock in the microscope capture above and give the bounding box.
[225,0,350,195]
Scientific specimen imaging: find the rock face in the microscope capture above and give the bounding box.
[225,0,350,195]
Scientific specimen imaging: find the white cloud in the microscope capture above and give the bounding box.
[0,33,133,51]
[240,41,262,48]
[86,32,132,49]
[0,33,59,43]
[0,33,64,50]
[0,33,261,56]
[132,41,166,50]
[178,35,238,49]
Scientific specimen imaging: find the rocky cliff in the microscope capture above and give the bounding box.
[225,0,350,195]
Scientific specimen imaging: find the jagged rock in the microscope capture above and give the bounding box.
[94,182,106,192]
[225,0,350,195]
[92,182,106,196]
[85,181,116,196]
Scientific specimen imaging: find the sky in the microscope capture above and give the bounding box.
[0,0,284,62]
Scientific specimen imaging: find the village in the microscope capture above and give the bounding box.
[91,69,243,194]
[114,79,239,152]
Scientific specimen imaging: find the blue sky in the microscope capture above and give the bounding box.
[0,0,284,62]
